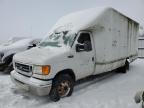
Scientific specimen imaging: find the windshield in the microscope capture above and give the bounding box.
[39,31,76,47]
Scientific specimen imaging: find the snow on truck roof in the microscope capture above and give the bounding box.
[49,7,139,34]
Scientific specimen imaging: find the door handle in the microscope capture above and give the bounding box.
[92,57,94,61]
[68,55,74,58]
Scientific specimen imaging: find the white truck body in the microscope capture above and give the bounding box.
[11,7,139,97]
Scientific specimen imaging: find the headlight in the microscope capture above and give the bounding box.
[33,65,51,75]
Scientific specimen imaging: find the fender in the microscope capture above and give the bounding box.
[54,69,76,82]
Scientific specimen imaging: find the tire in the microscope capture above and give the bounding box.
[125,60,129,70]
[49,74,74,102]
[116,60,130,73]
[117,65,127,73]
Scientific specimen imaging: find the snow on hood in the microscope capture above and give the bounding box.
[14,46,70,65]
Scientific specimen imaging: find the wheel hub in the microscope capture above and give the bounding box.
[57,81,70,97]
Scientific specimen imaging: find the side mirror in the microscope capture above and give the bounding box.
[76,41,91,52]
[28,43,37,49]
[32,43,37,47]
[76,44,84,52]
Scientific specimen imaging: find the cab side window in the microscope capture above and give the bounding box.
[77,33,92,51]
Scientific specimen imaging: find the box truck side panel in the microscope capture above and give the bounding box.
[132,22,139,56]
[92,9,114,74]
[127,20,139,62]
[93,8,138,74]
[118,13,128,59]
[92,11,111,63]
[111,10,129,61]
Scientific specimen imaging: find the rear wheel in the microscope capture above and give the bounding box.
[49,74,74,102]
[125,60,129,70]
[117,65,127,73]
[116,60,130,73]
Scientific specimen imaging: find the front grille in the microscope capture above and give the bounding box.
[15,62,32,73]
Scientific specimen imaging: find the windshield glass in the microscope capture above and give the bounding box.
[39,31,75,47]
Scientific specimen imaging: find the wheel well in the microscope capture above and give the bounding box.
[54,69,76,82]
[3,54,14,65]
[126,57,130,63]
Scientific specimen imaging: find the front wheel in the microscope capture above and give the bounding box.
[49,74,74,102]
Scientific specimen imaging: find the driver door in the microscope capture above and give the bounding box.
[73,31,95,79]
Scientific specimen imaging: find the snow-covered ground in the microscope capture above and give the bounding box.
[0,59,144,108]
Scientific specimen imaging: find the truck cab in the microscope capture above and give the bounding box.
[11,30,96,101]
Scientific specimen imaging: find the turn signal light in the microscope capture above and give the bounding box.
[42,65,51,75]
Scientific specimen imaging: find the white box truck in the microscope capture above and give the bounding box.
[11,7,139,101]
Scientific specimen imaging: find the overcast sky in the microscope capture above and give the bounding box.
[0,0,144,43]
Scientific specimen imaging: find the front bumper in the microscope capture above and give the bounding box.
[10,70,52,96]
